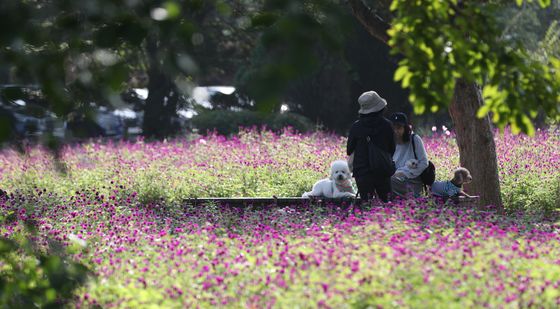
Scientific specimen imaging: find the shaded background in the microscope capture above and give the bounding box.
[0,0,557,142]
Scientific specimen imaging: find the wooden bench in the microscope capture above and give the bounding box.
[449,196,481,208]
[184,196,358,208]
[183,195,481,209]
[183,196,360,208]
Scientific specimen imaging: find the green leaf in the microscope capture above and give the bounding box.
[215,1,232,16]
[402,72,413,88]
[106,64,128,91]
[164,2,181,19]
[252,13,279,28]
[511,119,521,134]
[538,0,551,8]
[477,104,491,118]
[521,114,536,136]
[45,288,57,301]
[394,66,409,82]
[482,85,498,101]
[390,0,399,11]
[491,110,501,123]
[413,102,426,114]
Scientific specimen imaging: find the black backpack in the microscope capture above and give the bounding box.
[411,134,436,186]
[365,134,396,177]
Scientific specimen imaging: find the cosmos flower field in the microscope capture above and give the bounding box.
[1,127,559,307]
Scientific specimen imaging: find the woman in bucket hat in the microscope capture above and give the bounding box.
[346,91,395,202]
[389,112,429,198]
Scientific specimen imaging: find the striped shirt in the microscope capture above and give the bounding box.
[431,180,461,197]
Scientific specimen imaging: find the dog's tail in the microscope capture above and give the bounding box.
[302,191,310,198]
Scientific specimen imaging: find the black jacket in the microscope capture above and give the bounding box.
[347,111,396,178]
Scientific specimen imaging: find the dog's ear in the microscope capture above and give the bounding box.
[453,170,463,184]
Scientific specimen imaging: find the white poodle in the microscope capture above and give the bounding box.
[405,158,419,170]
[302,160,356,198]
[394,158,419,180]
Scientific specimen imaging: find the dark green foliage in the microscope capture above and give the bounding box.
[282,49,355,133]
[240,0,352,112]
[270,112,315,132]
[1,0,558,142]
[0,219,89,308]
[389,0,560,135]
[0,108,16,141]
[192,110,314,135]
[0,0,225,141]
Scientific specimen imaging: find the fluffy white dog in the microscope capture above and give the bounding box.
[394,159,419,180]
[302,160,356,198]
[405,158,419,170]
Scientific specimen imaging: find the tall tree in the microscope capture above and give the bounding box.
[0,0,259,139]
[347,0,560,209]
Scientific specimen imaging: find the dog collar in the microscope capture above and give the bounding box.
[335,181,353,193]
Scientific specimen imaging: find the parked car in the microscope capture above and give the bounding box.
[0,85,66,139]
[127,85,248,119]
[95,106,125,137]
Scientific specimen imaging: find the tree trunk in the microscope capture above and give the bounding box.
[449,79,503,210]
[143,37,180,139]
[347,0,391,44]
[346,1,504,211]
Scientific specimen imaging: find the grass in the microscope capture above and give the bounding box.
[0,126,559,307]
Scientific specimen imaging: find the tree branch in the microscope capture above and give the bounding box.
[346,0,391,45]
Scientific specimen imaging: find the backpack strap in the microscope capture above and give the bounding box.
[358,119,382,144]
[411,133,418,160]
[366,130,380,144]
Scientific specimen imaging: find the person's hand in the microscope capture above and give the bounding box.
[393,171,406,181]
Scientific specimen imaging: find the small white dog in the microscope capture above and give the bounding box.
[405,159,419,169]
[394,159,419,180]
[302,160,356,198]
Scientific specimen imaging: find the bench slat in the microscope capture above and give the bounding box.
[184,197,355,207]
[183,196,480,207]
